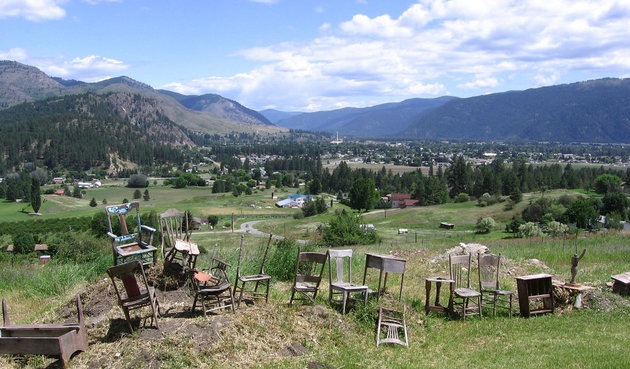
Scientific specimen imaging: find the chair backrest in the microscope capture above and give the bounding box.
[449,253,472,289]
[327,249,354,284]
[478,253,501,290]
[293,246,327,286]
[159,208,190,255]
[105,202,142,241]
[107,260,150,302]
[235,234,273,278]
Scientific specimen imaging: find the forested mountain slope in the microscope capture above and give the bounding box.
[403,78,630,142]
[0,93,191,172]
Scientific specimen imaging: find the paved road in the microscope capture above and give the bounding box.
[195,220,309,244]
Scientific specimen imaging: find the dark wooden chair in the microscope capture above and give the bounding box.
[107,260,160,332]
[191,244,235,316]
[106,202,157,266]
[289,246,327,305]
[159,208,198,272]
[233,234,273,308]
[449,253,482,320]
[478,253,514,317]
[327,249,368,314]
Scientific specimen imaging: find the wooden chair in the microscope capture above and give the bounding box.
[105,202,157,266]
[191,244,235,316]
[478,253,514,317]
[449,253,482,320]
[233,234,273,308]
[107,260,160,332]
[376,306,408,347]
[159,209,199,272]
[327,249,369,314]
[289,246,327,305]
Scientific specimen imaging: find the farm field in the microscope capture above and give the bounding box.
[1,187,629,368]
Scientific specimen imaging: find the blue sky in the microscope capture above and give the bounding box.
[2,0,630,111]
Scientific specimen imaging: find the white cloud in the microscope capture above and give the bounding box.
[0,0,66,21]
[38,55,128,82]
[83,0,122,4]
[0,48,28,61]
[163,0,630,110]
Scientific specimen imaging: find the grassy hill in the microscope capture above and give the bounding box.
[1,187,630,368]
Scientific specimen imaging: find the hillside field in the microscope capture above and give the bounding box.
[1,186,629,368]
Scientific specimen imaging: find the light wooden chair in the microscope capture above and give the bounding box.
[449,253,482,320]
[478,253,514,317]
[159,209,198,272]
[376,306,408,347]
[107,260,160,332]
[233,234,273,308]
[327,249,368,314]
[289,246,327,305]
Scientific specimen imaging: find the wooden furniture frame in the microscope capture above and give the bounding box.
[192,247,235,316]
[478,253,514,317]
[362,253,406,301]
[289,246,327,305]
[449,253,482,319]
[0,295,87,369]
[516,273,554,317]
[107,260,160,332]
[159,209,198,272]
[234,234,273,308]
[106,202,157,266]
[376,306,408,347]
[327,249,369,314]
[424,277,454,314]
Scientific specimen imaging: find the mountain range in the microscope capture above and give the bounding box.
[2,60,630,144]
[262,78,630,143]
[0,60,284,136]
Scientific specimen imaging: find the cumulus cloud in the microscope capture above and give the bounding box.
[83,0,122,4]
[0,0,66,21]
[38,55,129,82]
[163,0,630,110]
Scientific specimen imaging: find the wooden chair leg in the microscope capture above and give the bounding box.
[342,291,348,314]
[238,282,246,308]
[265,280,270,303]
[123,308,133,333]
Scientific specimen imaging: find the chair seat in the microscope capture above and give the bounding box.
[174,239,200,255]
[331,282,368,291]
[240,274,271,282]
[482,288,514,296]
[198,281,232,294]
[294,282,318,291]
[454,287,481,298]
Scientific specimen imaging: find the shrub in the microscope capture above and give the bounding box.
[133,189,142,199]
[90,211,110,237]
[12,233,35,254]
[128,174,149,188]
[477,193,501,207]
[44,232,109,264]
[265,238,314,281]
[519,222,544,238]
[293,211,304,220]
[545,221,569,237]
[89,197,97,207]
[475,217,496,234]
[454,193,470,203]
[322,211,378,246]
[604,212,624,230]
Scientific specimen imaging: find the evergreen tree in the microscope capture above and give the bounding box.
[89,197,98,207]
[143,189,150,201]
[349,178,378,212]
[133,189,142,199]
[72,184,81,198]
[30,177,41,213]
